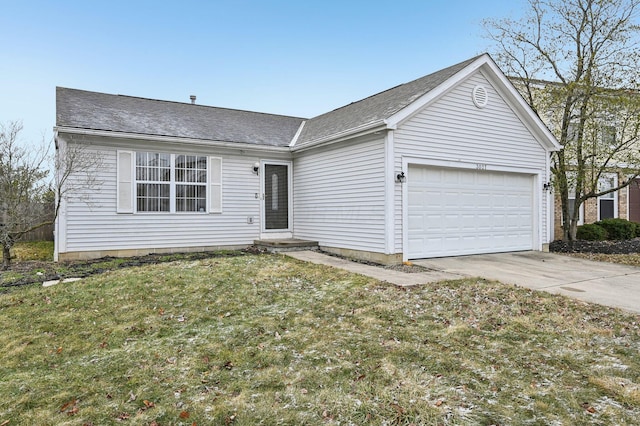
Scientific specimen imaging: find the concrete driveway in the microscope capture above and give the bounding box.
[414,251,640,314]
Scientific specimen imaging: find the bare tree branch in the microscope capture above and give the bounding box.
[484,0,640,240]
[0,121,103,269]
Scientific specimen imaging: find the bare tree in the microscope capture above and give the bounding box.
[484,0,640,240]
[0,121,101,269]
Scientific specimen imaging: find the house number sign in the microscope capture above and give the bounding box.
[476,163,487,170]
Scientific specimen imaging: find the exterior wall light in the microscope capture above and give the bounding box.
[253,162,260,174]
[396,171,406,183]
[543,182,552,191]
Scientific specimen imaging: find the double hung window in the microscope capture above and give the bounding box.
[136,152,171,212]
[598,174,617,220]
[175,155,207,212]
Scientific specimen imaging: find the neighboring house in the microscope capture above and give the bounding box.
[54,53,560,264]
[509,78,640,238]
[551,173,640,238]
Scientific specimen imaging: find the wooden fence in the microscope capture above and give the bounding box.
[1,201,55,242]
[22,223,55,241]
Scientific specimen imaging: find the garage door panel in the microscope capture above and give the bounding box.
[407,165,534,258]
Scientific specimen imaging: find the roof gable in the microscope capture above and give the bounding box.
[294,53,560,152]
[56,87,305,147]
[294,55,482,148]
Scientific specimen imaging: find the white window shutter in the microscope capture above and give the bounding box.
[117,150,134,213]
[209,157,222,213]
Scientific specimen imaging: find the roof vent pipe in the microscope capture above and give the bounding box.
[190,95,196,104]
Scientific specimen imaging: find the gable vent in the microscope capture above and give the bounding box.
[472,85,488,108]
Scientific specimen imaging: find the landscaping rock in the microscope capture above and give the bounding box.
[550,238,640,254]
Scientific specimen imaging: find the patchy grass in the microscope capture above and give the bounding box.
[1,254,640,425]
[11,241,54,262]
[0,249,245,288]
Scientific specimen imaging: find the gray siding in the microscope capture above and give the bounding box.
[293,137,387,252]
[59,139,265,254]
[394,71,551,252]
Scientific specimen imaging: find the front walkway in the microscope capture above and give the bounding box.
[285,250,640,314]
[284,251,460,286]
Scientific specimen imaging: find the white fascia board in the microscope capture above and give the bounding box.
[54,127,292,153]
[288,121,306,148]
[290,120,388,153]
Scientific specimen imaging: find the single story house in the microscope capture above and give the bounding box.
[54,53,560,264]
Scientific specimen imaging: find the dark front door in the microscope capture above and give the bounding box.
[264,164,289,230]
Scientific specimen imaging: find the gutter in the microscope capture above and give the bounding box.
[290,120,390,153]
[54,127,292,153]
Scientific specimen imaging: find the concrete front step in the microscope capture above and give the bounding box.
[253,239,319,253]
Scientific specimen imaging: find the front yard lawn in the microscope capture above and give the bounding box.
[1,253,640,424]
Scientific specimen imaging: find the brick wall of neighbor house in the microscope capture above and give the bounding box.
[553,195,563,239]
[553,172,630,239]
[583,198,598,223]
[620,186,629,220]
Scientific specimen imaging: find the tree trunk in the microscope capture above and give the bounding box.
[2,245,11,270]
[569,219,579,241]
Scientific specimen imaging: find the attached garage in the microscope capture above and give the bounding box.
[407,165,535,259]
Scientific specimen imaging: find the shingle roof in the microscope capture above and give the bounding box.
[296,55,482,146]
[56,55,485,148]
[56,87,306,147]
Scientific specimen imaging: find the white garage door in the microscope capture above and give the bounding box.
[407,165,534,258]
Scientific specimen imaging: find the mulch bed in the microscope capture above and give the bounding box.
[550,238,640,254]
[1,250,255,289]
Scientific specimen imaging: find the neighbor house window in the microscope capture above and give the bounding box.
[566,195,584,226]
[598,174,617,220]
[601,124,617,146]
[564,172,583,226]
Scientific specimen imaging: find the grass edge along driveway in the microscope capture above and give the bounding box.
[1,253,640,425]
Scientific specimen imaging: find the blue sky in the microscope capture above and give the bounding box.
[1,0,524,146]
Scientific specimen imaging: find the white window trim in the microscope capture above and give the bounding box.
[118,151,219,214]
[564,171,584,226]
[260,159,293,234]
[565,197,584,226]
[597,173,618,220]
